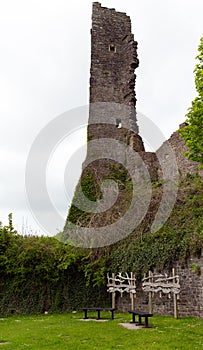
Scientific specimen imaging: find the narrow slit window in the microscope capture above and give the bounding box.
[116,118,122,128]
[109,44,116,53]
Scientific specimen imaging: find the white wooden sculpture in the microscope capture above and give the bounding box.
[142,268,180,318]
[107,272,136,309]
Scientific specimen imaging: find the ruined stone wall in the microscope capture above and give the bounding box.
[158,123,203,179]
[139,152,160,181]
[116,254,203,318]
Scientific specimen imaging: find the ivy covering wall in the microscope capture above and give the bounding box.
[0,175,202,315]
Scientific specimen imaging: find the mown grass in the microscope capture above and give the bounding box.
[0,312,202,349]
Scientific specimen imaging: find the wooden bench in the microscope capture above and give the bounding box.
[82,307,116,320]
[128,310,153,328]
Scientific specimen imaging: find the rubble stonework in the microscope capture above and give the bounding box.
[90,2,138,107]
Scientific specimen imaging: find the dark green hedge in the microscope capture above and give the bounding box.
[0,219,110,315]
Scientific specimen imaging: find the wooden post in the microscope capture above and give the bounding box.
[112,292,116,309]
[149,271,153,314]
[129,272,134,310]
[173,268,178,319]
[130,293,133,310]
[112,273,116,309]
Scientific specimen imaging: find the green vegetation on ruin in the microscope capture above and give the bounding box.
[1,173,202,314]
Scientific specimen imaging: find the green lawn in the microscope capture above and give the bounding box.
[0,312,202,349]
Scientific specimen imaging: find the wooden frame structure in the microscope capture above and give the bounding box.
[142,268,180,318]
[107,272,136,309]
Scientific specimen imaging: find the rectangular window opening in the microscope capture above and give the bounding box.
[109,44,116,53]
[116,118,122,128]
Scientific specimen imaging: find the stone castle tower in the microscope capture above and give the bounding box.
[87,2,144,151]
[64,2,146,237]
[64,2,202,239]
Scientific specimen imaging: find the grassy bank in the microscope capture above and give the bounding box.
[0,312,202,349]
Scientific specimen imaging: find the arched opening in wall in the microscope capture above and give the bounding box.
[109,44,116,53]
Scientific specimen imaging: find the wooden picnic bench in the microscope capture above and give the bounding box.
[82,307,116,320]
[128,310,153,328]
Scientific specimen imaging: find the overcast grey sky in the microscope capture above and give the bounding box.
[0,0,202,235]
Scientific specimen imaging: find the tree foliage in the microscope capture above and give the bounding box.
[180,37,203,165]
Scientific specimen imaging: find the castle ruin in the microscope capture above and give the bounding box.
[63,2,202,317]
